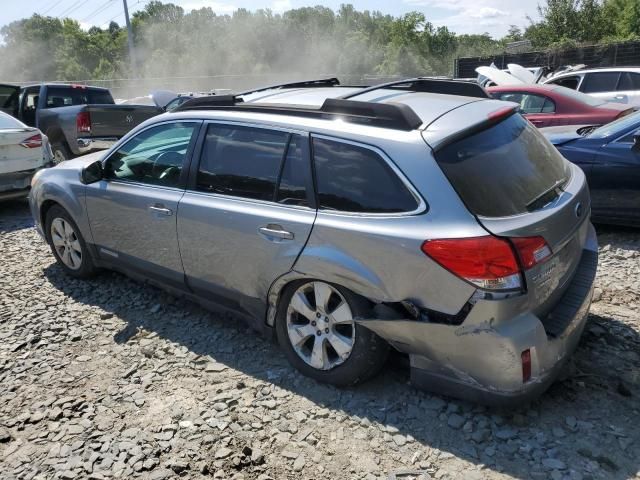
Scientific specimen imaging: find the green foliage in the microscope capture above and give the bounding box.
[0,1,638,83]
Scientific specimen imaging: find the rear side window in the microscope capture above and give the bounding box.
[434,113,569,217]
[312,137,418,213]
[618,72,640,91]
[196,125,289,201]
[581,72,620,93]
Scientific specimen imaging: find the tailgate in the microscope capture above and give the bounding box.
[87,105,161,137]
[0,128,45,175]
[429,108,591,313]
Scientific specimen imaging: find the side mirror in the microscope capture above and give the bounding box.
[80,160,104,184]
[632,135,640,152]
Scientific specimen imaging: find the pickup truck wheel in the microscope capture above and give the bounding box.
[275,280,389,387]
[52,143,71,163]
[45,205,96,278]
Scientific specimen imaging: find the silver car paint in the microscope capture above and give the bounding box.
[29,89,598,405]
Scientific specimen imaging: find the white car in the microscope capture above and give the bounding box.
[0,111,54,201]
[544,67,640,107]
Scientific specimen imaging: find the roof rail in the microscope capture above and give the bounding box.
[237,78,341,97]
[172,95,423,131]
[341,77,489,99]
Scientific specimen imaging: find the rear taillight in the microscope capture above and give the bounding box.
[20,134,43,149]
[421,235,552,291]
[76,111,91,134]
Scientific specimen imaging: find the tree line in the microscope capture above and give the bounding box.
[0,0,638,83]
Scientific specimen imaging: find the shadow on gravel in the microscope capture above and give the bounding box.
[0,199,33,233]
[41,259,640,480]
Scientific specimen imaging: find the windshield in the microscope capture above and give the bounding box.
[434,113,570,217]
[588,110,640,139]
[551,86,606,107]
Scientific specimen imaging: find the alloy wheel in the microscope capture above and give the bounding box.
[286,281,356,371]
[50,218,82,270]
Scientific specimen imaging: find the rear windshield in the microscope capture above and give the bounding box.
[434,113,570,217]
[45,87,114,108]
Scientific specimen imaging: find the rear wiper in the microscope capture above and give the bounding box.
[525,178,567,212]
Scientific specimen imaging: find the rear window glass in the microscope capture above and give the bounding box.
[434,113,570,217]
[45,87,114,107]
[0,112,25,129]
[313,138,418,213]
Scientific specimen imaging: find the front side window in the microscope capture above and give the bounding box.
[550,76,580,90]
[581,72,620,93]
[104,122,197,187]
[196,125,290,201]
[312,137,418,213]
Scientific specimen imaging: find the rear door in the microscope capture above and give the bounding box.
[579,71,623,104]
[588,128,640,224]
[85,120,201,287]
[617,72,640,107]
[177,122,316,319]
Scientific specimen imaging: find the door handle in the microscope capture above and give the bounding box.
[258,225,294,240]
[149,204,173,216]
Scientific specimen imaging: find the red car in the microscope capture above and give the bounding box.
[487,84,634,127]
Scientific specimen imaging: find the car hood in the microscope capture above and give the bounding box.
[540,125,588,146]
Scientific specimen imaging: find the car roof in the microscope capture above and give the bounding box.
[240,86,486,129]
[551,67,640,77]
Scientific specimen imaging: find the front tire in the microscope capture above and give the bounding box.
[275,280,389,387]
[45,205,96,278]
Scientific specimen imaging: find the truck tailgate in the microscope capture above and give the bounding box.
[87,105,161,137]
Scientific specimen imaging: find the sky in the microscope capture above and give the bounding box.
[0,0,541,38]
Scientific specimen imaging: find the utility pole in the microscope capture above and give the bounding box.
[122,0,137,79]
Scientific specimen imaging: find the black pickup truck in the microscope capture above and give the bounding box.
[0,83,162,161]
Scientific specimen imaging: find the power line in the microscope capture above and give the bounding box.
[81,0,116,22]
[42,0,65,15]
[58,0,90,18]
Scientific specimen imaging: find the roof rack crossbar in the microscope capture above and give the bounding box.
[172,96,423,131]
[237,78,341,97]
[340,77,489,99]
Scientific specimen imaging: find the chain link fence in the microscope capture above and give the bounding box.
[455,39,640,79]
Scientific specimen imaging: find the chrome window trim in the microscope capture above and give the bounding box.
[185,119,314,212]
[310,133,428,218]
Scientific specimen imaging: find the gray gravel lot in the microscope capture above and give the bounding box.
[1,199,639,480]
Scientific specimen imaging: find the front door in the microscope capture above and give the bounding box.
[177,122,316,318]
[85,120,201,286]
[589,128,640,225]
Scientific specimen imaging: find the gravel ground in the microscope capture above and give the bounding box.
[1,199,639,480]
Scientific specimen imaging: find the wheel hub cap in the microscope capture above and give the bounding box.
[50,218,82,270]
[286,282,356,371]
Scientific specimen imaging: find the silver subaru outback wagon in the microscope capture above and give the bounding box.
[29,78,598,405]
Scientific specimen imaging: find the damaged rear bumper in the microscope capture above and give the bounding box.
[358,238,598,407]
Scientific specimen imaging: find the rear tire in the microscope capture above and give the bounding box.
[45,205,96,278]
[52,142,71,164]
[275,280,389,387]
